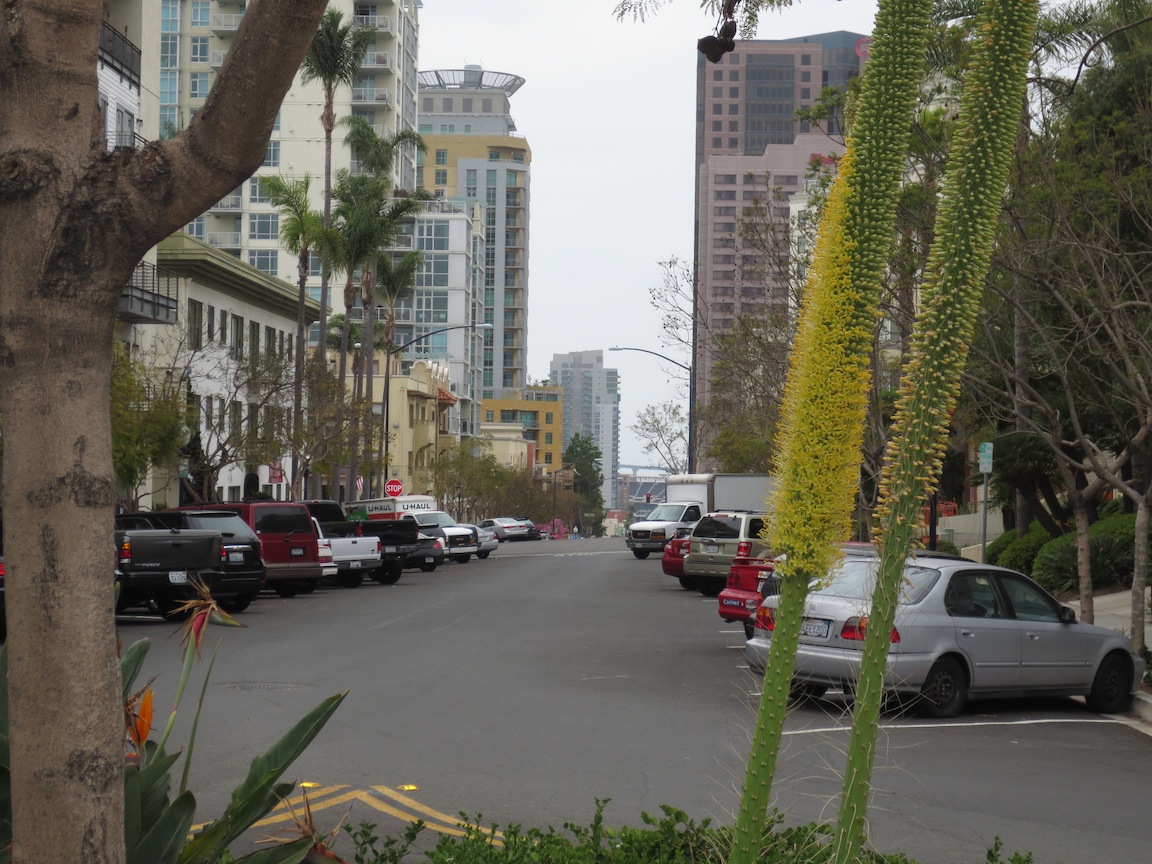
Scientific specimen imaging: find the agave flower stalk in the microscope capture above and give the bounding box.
[833,2,1040,861]
[727,2,936,862]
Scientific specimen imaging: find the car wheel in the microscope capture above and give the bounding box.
[218,593,254,614]
[1085,652,1133,714]
[373,563,402,585]
[337,572,364,589]
[273,583,301,598]
[919,657,967,718]
[698,578,724,598]
[419,562,438,572]
[477,551,490,559]
[632,550,650,559]
[300,580,318,594]
[677,575,698,591]
[452,554,471,564]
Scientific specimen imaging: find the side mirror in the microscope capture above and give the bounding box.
[1059,606,1077,624]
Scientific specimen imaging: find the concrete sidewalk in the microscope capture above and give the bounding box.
[1064,587,1152,724]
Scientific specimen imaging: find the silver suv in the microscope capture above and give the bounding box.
[683,510,769,597]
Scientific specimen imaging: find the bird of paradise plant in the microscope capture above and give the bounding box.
[1,580,346,864]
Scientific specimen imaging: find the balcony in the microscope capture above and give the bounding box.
[118,261,179,325]
[351,87,391,106]
[205,231,241,250]
[108,131,149,152]
[209,192,242,212]
[211,14,244,35]
[362,51,392,69]
[210,50,226,68]
[100,21,141,89]
[353,15,392,32]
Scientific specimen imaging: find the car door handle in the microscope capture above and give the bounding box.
[1026,633,1040,640]
[960,630,976,638]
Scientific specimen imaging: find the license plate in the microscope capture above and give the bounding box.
[721,598,743,608]
[800,617,831,638]
[424,557,433,563]
[168,570,188,584]
[385,546,396,553]
[290,547,304,557]
[228,552,244,563]
[706,544,719,554]
[349,560,361,568]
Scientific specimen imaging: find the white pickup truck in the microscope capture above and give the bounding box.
[311,518,382,588]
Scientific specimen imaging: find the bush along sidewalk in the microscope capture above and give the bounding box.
[327,802,1036,864]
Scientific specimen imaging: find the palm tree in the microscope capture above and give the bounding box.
[372,248,422,490]
[259,174,338,498]
[340,114,425,180]
[300,9,373,367]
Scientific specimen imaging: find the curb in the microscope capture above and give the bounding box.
[1131,690,1152,725]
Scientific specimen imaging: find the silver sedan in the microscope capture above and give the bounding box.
[745,552,1141,717]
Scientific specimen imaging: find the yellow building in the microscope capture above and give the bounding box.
[483,385,563,477]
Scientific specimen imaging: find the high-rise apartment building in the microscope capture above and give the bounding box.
[483,385,564,475]
[415,66,532,402]
[549,351,620,509]
[693,31,867,464]
[173,0,421,307]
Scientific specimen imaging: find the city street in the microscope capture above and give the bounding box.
[128,538,1152,864]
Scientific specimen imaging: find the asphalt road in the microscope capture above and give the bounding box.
[128,537,1152,863]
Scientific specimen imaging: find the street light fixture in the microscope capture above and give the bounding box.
[608,345,695,473]
[381,322,493,488]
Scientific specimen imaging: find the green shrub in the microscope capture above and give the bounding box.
[932,538,961,556]
[984,528,1017,566]
[1031,512,1137,596]
[995,521,1054,576]
[1097,497,1125,519]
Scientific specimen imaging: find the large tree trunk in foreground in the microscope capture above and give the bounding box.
[0,2,328,860]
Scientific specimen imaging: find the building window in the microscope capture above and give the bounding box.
[422,97,433,112]
[263,140,280,167]
[189,72,209,99]
[190,37,209,63]
[249,212,279,240]
[433,168,447,185]
[506,171,518,187]
[186,216,205,240]
[544,432,553,444]
[545,412,553,424]
[218,309,228,344]
[249,176,269,203]
[416,219,450,251]
[230,315,244,359]
[191,1,209,27]
[488,150,500,161]
[441,97,453,111]
[206,305,216,341]
[485,410,493,422]
[248,249,278,275]
[249,321,261,359]
[188,299,203,350]
[435,149,447,165]
[544,452,553,464]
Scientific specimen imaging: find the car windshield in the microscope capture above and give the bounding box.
[646,504,686,522]
[417,512,457,528]
[813,558,941,605]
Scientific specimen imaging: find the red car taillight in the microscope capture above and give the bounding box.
[840,616,901,644]
[755,605,775,631]
[119,540,132,566]
[736,540,752,557]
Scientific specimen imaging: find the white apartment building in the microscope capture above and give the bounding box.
[549,351,621,509]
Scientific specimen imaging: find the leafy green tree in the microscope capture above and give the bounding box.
[563,433,605,535]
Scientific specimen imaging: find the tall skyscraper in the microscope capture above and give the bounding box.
[550,351,620,509]
[416,66,532,402]
[693,31,868,465]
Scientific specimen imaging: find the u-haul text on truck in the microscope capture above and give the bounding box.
[344,495,437,521]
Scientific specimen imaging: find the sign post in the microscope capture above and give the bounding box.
[978,442,994,562]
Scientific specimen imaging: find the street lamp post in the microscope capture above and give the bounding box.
[608,346,695,473]
[381,322,492,490]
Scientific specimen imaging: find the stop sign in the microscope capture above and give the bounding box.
[384,479,404,498]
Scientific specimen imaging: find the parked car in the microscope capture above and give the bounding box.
[122,510,266,614]
[403,511,479,562]
[170,502,321,597]
[462,523,499,559]
[310,517,381,588]
[113,525,223,620]
[404,534,445,571]
[478,516,538,542]
[298,499,418,585]
[745,551,1142,717]
[683,510,769,597]
[660,534,693,588]
[317,538,337,581]
[718,556,776,639]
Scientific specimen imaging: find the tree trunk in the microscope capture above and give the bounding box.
[1134,491,1150,655]
[292,249,309,499]
[1,3,329,858]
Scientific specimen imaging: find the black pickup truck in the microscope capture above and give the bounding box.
[114,523,223,620]
[297,500,419,585]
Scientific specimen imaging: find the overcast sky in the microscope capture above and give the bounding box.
[417,1,880,466]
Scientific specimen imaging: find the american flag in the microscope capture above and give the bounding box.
[355,475,364,492]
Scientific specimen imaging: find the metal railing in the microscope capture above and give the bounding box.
[118,261,179,325]
[100,22,141,87]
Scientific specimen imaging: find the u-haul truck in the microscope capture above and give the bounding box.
[344,495,437,521]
